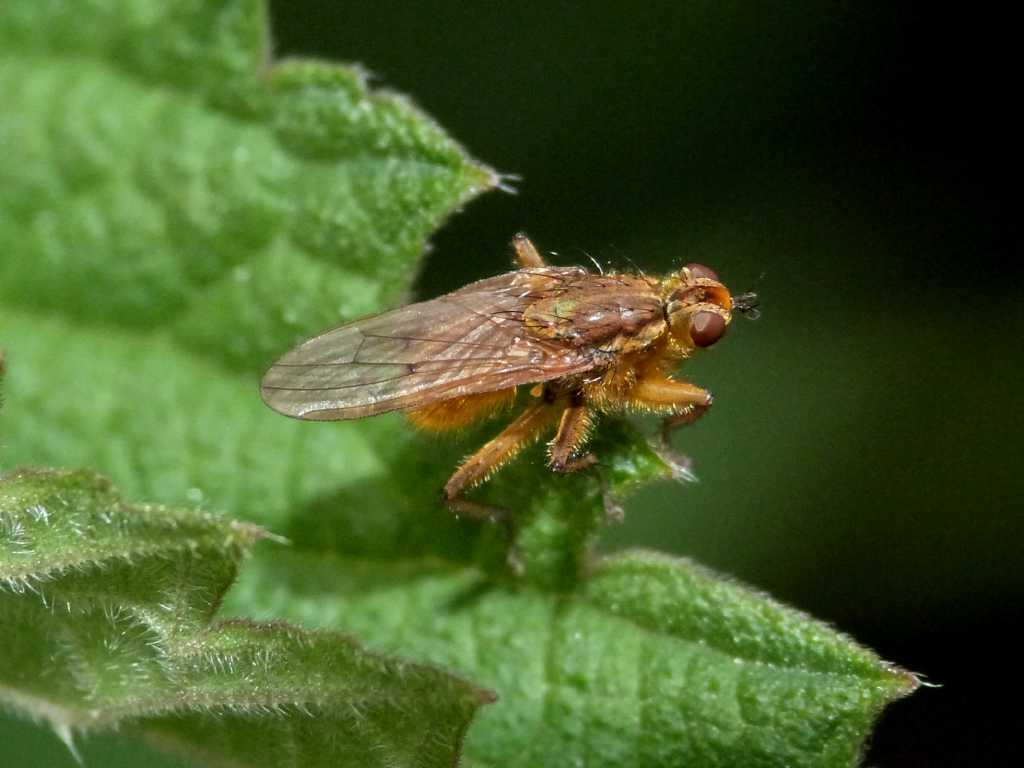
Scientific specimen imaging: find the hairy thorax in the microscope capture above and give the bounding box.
[522,273,667,355]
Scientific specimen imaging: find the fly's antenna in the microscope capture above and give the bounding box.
[732,291,761,320]
[732,269,765,320]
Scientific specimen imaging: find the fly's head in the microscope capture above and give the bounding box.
[663,264,736,351]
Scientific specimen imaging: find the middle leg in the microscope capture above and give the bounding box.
[548,393,598,473]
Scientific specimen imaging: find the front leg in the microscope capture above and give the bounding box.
[660,398,713,445]
[628,376,713,482]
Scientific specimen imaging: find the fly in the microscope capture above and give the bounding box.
[261,233,755,517]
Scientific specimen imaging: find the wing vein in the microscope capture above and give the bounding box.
[260,267,602,419]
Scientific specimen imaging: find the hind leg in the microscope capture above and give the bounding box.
[442,399,562,517]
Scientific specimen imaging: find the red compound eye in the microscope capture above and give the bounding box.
[690,311,727,347]
[685,263,719,281]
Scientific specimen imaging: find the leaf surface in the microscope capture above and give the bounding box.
[227,501,919,768]
[1,0,496,764]
[0,469,488,767]
[0,1,916,766]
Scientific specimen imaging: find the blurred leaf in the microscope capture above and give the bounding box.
[0,470,488,767]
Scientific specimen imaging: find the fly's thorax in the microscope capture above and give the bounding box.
[661,265,734,350]
[522,274,667,352]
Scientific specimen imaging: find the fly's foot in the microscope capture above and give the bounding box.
[652,404,711,483]
[442,490,524,574]
[549,452,598,474]
[442,491,509,522]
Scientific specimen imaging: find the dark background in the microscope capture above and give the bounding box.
[3,3,1018,766]
[267,2,1020,765]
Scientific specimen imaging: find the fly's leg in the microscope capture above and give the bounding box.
[548,393,631,520]
[659,397,713,444]
[442,400,562,518]
[512,232,547,268]
[548,394,597,473]
[628,376,713,482]
[656,405,713,481]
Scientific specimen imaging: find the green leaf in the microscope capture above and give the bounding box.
[0,0,497,374]
[1,0,498,763]
[0,0,497,525]
[0,1,917,766]
[0,469,490,767]
[226,518,919,767]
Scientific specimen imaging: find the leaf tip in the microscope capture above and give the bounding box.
[891,665,927,696]
[228,519,278,548]
[53,722,83,766]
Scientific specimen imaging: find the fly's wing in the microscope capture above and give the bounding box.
[260,267,599,420]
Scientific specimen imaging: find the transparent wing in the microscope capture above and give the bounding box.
[260,267,599,420]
